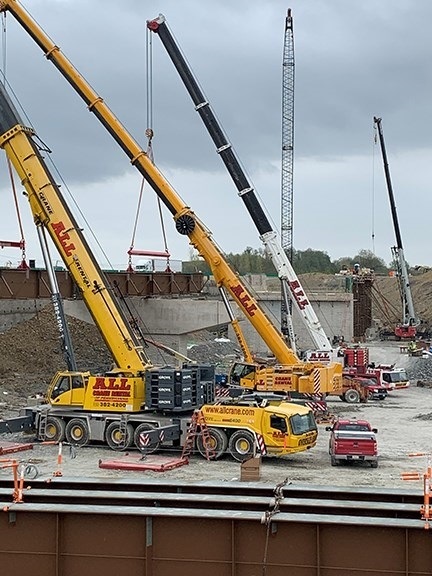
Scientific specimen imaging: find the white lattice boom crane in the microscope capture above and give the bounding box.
[281,8,295,337]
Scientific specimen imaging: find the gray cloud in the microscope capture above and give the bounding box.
[0,0,431,268]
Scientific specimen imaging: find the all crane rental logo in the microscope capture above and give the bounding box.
[307,351,331,363]
[91,377,132,399]
[257,375,292,387]
[51,221,75,257]
[288,280,310,310]
[231,283,257,316]
[38,190,53,215]
[205,405,255,417]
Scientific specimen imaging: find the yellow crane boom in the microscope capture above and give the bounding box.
[0,0,342,396]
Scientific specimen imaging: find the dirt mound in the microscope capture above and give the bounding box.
[0,305,239,413]
[186,339,241,372]
[0,306,112,411]
[267,271,432,328]
[373,270,432,325]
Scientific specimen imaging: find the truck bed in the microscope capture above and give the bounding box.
[330,430,378,466]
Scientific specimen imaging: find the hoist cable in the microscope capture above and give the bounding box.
[146,26,153,132]
[129,176,145,254]
[129,25,170,269]
[1,14,27,264]
[371,121,376,255]
[1,12,6,83]
[146,28,170,263]
[6,159,25,242]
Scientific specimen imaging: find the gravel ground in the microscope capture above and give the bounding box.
[1,343,432,491]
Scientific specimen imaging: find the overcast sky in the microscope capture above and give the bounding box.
[1,0,432,271]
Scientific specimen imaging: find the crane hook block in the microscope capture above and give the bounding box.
[175,214,195,235]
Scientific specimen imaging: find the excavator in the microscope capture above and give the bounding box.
[146,14,339,365]
[0,0,341,404]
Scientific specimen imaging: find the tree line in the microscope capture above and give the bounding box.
[183,247,392,276]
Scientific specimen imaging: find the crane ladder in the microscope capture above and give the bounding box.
[181,410,215,461]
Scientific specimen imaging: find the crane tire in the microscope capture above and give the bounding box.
[105,421,134,451]
[196,427,227,460]
[228,430,256,462]
[65,418,90,447]
[42,416,65,442]
[133,423,160,454]
[344,388,360,403]
[371,460,378,468]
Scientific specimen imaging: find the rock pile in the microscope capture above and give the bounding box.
[406,356,432,387]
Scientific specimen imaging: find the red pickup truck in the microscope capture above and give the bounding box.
[326,419,378,468]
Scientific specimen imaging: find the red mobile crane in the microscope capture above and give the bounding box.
[374,116,419,340]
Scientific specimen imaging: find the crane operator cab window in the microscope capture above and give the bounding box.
[71,376,84,389]
[51,375,71,399]
[230,363,256,386]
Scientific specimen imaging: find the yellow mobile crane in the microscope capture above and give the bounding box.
[0,84,320,461]
[0,1,342,402]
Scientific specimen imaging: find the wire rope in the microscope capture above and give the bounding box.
[128,27,170,271]
[0,15,27,266]
[371,120,377,255]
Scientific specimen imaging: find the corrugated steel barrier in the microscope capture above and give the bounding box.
[0,477,431,575]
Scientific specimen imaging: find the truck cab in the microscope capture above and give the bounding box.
[380,366,410,390]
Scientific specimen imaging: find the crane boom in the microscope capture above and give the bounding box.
[0,0,342,396]
[373,116,418,334]
[281,8,295,341]
[0,0,296,366]
[147,14,334,357]
[0,87,151,372]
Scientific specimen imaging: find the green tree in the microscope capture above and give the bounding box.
[292,249,337,274]
[182,250,211,275]
[351,250,388,274]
